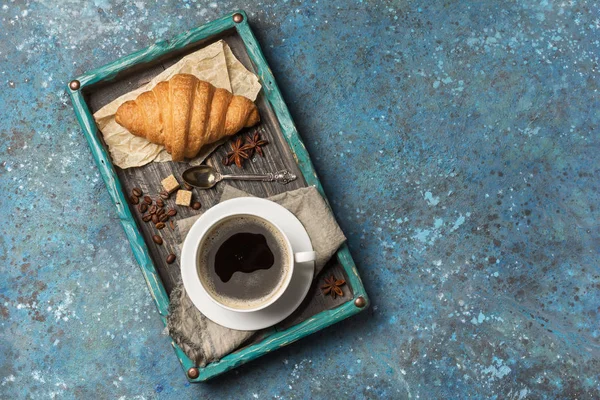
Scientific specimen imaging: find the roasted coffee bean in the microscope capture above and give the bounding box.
[166,254,176,264]
[167,209,177,217]
[156,198,165,208]
[138,203,148,213]
[155,222,166,230]
[151,214,159,224]
[148,205,157,215]
[142,214,152,222]
[192,201,202,210]
[152,235,163,245]
[160,190,170,199]
[169,220,175,230]
[143,196,152,205]
[132,188,143,197]
[156,208,165,216]
[159,214,169,222]
[183,182,193,191]
[130,195,139,205]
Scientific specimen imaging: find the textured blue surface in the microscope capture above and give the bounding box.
[1,1,599,398]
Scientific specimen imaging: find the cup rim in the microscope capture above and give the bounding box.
[194,212,295,313]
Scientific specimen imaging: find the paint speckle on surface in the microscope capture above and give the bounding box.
[480,358,512,381]
[450,214,466,232]
[1,0,599,398]
[424,191,440,206]
[470,311,486,325]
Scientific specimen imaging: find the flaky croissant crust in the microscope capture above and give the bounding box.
[115,74,260,161]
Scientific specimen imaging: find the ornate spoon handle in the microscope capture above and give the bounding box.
[221,169,297,184]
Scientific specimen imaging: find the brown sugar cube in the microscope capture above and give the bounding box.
[175,190,192,206]
[161,174,180,194]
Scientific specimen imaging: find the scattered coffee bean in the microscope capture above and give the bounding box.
[156,208,165,216]
[169,220,175,230]
[142,214,152,222]
[166,254,176,264]
[183,182,193,191]
[159,190,170,199]
[152,214,159,224]
[149,205,157,215]
[152,235,163,245]
[132,188,143,197]
[192,201,202,210]
[156,198,165,208]
[138,203,148,213]
[159,214,169,222]
[130,195,139,205]
[143,196,152,205]
[167,209,177,217]
[155,222,166,230]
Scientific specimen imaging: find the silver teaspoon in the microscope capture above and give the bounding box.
[182,165,297,189]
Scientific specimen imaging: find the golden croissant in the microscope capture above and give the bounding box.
[115,74,260,161]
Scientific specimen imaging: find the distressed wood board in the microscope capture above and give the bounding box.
[68,11,368,382]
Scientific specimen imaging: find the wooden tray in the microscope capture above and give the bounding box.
[67,10,368,382]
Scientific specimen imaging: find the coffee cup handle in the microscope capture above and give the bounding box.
[294,251,316,264]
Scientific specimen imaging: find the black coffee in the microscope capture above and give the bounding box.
[214,232,275,282]
[197,215,290,310]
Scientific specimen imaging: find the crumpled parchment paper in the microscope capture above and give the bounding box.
[93,40,262,169]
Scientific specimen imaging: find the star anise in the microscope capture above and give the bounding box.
[245,132,269,157]
[321,275,346,299]
[222,137,253,168]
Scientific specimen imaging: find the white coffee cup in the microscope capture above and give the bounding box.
[194,211,316,313]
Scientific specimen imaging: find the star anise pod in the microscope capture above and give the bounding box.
[321,275,346,299]
[222,137,253,168]
[245,132,269,157]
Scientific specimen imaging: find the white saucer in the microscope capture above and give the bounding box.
[180,197,314,330]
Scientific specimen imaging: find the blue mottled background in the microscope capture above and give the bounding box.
[1,0,599,398]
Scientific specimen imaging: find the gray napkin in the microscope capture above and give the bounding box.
[167,185,346,367]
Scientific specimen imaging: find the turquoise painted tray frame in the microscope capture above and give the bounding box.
[67,10,368,382]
